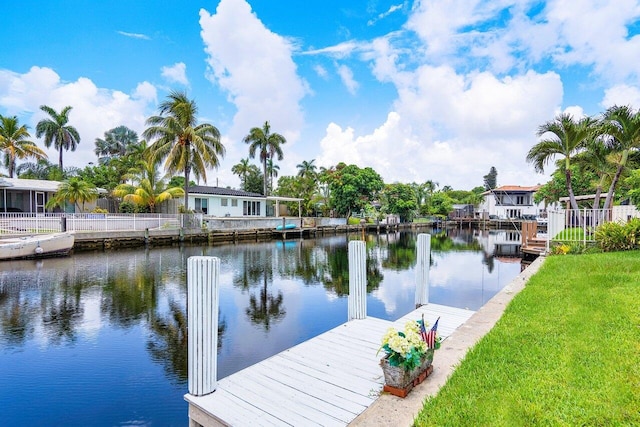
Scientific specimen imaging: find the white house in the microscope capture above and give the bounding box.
[479,185,546,219]
[188,186,267,217]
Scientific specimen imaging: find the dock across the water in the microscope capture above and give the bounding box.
[185,303,474,426]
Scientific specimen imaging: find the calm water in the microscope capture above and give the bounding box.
[0,228,520,426]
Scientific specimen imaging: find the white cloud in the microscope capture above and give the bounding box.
[199,0,306,146]
[116,31,151,40]
[336,64,358,94]
[313,64,328,79]
[161,62,189,86]
[0,66,156,168]
[367,3,404,26]
[601,84,640,109]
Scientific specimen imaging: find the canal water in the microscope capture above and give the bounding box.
[0,228,521,426]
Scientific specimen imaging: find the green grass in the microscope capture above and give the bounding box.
[552,227,589,241]
[415,252,640,426]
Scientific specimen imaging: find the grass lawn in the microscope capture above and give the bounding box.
[415,251,640,426]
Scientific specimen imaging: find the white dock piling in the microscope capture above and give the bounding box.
[348,240,367,320]
[187,256,220,396]
[415,233,431,307]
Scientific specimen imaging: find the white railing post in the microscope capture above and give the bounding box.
[415,233,431,307]
[187,256,220,396]
[348,240,367,321]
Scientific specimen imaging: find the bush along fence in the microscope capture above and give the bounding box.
[0,213,203,235]
[547,206,640,253]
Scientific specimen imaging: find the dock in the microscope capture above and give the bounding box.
[185,303,474,426]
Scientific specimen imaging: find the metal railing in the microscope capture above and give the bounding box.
[547,205,640,247]
[0,213,204,235]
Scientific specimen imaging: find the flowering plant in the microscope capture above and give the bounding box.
[378,319,439,371]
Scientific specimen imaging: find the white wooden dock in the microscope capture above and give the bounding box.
[185,303,474,426]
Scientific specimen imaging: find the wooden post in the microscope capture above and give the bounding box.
[187,256,220,396]
[415,233,431,307]
[348,240,367,320]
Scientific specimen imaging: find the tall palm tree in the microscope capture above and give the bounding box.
[94,125,139,165]
[35,105,80,170]
[599,105,640,210]
[527,113,594,212]
[243,121,286,195]
[231,157,252,187]
[0,115,47,178]
[573,135,615,210]
[113,157,184,213]
[143,90,225,209]
[46,177,98,212]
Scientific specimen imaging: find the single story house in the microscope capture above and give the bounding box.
[187,186,302,218]
[479,185,546,219]
[0,177,61,213]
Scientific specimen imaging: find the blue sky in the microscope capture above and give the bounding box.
[2,0,640,190]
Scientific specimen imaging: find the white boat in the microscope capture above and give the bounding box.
[0,232,75,261]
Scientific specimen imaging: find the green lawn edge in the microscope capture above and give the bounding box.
[414,252,640,427]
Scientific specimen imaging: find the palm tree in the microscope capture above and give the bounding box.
[46,177,98,212]
[143,90,225,209]
[266,158,280,193]
[243,121,286,196]
[0,115,47,178]
[527,113,594,212]
[35,105,80,170]
[599,105,640,210]
[112,157,184,213]
[573,134,615,210]
[296,159,317,179]
[94,126,139,165]
[231,157,252,187]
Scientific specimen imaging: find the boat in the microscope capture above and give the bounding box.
[0,232,75,261]
[275,223,296,231]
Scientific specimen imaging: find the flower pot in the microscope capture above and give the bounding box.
[380,348,434,390]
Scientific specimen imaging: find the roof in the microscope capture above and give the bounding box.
[187,186,264,198]
[0,178,61,192]
[482,185,541,195]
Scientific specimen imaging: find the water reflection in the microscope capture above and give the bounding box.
[0,228,521,426]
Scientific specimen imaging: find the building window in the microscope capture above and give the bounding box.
[221,198,228,207]
[231,199,237,207]
[195,198,208,214]
[243,200,261,216]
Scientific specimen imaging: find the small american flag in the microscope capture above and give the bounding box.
[420,315,440,349]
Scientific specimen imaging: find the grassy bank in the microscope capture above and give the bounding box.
[415,252,640,426]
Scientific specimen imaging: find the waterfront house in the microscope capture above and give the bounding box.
[187,186,303,218]
[479,185,545,219]
[0,177,61,213]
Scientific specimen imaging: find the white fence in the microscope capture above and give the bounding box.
[547,205,640,244]
[0,213,203,235]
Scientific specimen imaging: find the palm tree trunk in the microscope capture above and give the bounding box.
[603,151,628,211]
[262,157,268,196]
[59,147,64,170]
[184,167,190,210]
[565,169,582,227]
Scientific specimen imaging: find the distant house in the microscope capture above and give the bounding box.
[187,186,303,218]
[450,204,475,219]
[188,186,266,217]
[0,178,61,213]
[479,185,546,219]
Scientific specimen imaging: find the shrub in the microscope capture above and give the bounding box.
[119,201,136,213]
[594,219,640,252]
[91,208,108,214]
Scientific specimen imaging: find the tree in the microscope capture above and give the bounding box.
[266,158,280,193]
[35,105,80,170]
[483,166,497,190]
[429,192,454,217]
[296,159,317,179]
[112,158,184,213]
[0,115,47,178]
[143,90,225,209]
[381,183,417,222]
[16,158,76,181]
[327,163,384,217]
[242,165,264,194]
[599,105,640,210]
[527,113,594,212]
[243,121,286,196]
[573,134,616,209]
[94,126,139,165]
[231,158,252,187]
[46,177,98,212]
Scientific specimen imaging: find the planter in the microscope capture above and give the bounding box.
[380,348,434,397]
